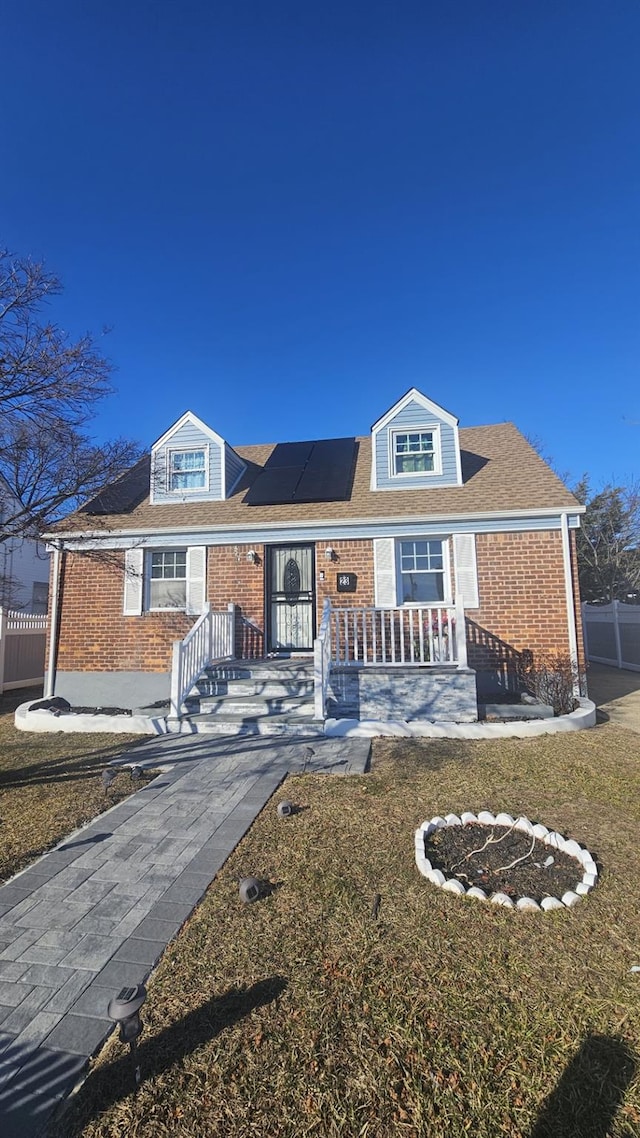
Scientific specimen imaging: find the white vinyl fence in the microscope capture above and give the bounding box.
[0,608,48,693]
[582,601,640,672]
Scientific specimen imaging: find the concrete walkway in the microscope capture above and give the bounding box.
[587,662,640,734]
[0,734,370,1137]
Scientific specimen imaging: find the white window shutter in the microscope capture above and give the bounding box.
[186,546,207,615]
[453,534,479,609]
[374,538,397,606]
[123,548,144,615]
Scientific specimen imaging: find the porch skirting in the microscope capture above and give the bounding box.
[54,670,171,710]
[327,665,478,723]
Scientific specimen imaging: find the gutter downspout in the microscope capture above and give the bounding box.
[44,541,62,698]
[560,512,580,695]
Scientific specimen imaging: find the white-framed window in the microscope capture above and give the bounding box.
[391,428,440,476]
[168,448,207,492]
[124,546,207,615]
[398,539,447,604]
[147,549,187,610]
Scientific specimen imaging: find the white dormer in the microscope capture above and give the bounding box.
[150,411,246,504]
[370,389,463,491]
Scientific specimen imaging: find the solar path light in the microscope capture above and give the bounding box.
[130,765,143,782]
[108,984,147,1086]
[277,800,293,818]
[239,877,261,903]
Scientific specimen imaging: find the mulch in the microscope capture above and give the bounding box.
[425,822,584,903]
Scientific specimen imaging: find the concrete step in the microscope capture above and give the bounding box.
[176,712,324,737]
[198,694,316,717]
[201,662,315,685]
[195,678,315,698]
[185,658,319,734]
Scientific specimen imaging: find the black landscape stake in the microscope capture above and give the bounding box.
[108,984,147,1087]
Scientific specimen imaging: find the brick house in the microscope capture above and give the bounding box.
[44,389,585,726]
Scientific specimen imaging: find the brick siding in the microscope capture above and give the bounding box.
[52,531,583,678]
[316,539,375,611]
[468,530,584,683]
[54,551,192,674]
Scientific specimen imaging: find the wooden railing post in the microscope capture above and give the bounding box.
[313,598,332,720]
[313,636,324,720]
[228,602,236,657]
[169,639,183,720]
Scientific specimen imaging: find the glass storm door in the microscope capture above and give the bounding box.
[267,545,315,652]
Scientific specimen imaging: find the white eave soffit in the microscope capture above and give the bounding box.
[370,388,460,434]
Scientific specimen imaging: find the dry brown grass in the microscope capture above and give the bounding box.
[0,688,146,883]
[55,722,640,1137]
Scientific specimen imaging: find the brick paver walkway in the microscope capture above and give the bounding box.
[0,733,370,1137]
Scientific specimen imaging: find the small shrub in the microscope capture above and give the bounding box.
[520,652,584,716]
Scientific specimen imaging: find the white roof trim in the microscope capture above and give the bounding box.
[48,503,585,544]
[151,410,226,452]
[371,388,459,433]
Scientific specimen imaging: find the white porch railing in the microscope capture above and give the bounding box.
[0,608,48,693]
[169,603,235,720]
[330,599,466,668]
[312,597,467,719]
[314,597,332,719]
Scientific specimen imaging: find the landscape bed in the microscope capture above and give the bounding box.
[420,816,593,905]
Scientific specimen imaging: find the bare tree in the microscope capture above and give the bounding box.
[0,248,141,540]
[574,476,640,603]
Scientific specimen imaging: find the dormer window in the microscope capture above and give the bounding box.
[391,427,441,477]
[370,390,462,490]
[168,448,207,492]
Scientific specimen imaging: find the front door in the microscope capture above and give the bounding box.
[267,544,315,652]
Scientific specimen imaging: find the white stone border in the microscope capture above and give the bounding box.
[14,700,168,735]
[325,698,596,738]
[415,812,598,911]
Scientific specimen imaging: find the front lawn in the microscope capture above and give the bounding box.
[55,723,640,1137]
[0,689,145,883]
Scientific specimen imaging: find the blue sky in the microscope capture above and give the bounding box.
[3,1,639,489]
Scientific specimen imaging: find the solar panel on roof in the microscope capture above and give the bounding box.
[264,441,314,467]
[80,456,151,514]
[245,437,356,505]
[295,438,356,501]
[244,466,303,505]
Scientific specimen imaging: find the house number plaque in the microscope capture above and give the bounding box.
[337,572,357,593]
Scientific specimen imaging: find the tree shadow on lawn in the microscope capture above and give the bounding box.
[370,736,475,778]
[57,975,288,1135]
[529,1033,637,1138]
[0,741,149,791]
